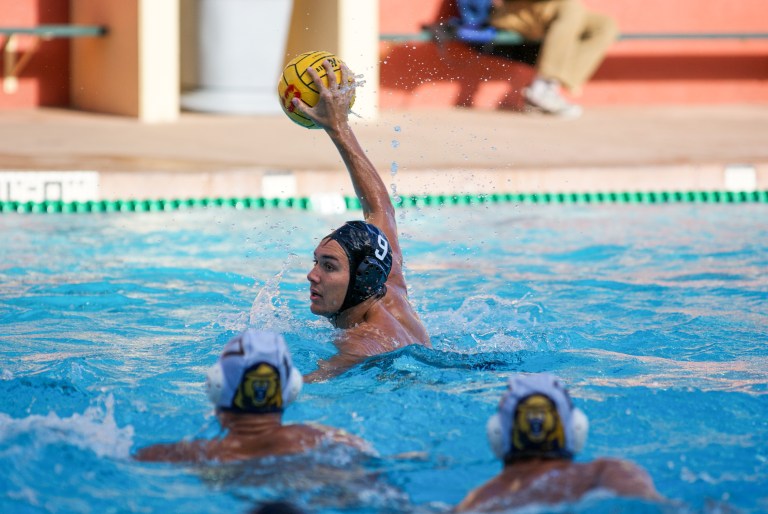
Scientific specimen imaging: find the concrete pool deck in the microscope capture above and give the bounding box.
[0,104,766,202]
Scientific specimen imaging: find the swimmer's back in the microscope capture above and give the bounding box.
[136,424,371,463]
[456,458,661,511]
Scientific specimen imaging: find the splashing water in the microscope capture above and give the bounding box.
[0,394,134,459]
[390,183,401,205]
[343,74,367,120]
[341,74,366,96]
[248,253,301,333]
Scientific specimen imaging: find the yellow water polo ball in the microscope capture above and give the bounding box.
[277,50,356,129]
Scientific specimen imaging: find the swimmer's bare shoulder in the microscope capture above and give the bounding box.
[257,423,373,456]
[455,459,662,511]
[593,457,663,499]
[135,425,372,463]
[306,288,430,382]
[356,288,430,348]
[134,439,211,463]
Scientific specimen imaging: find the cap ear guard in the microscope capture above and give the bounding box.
[486,413,506,460]
[206,361,225,407]
[570,407,589,453]
[283,365,303,406]
[353,256,388,292]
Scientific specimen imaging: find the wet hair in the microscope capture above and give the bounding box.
[326,220,392,314]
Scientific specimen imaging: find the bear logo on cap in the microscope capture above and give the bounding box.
[233,362,283,411]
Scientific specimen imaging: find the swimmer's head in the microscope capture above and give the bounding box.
[323,221,392,314]
[486,373,589,464]
[206,329,303,414]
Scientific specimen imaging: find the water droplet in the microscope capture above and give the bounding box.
[394,126,401,132]
[390,162,399,175]
[391,140,400,148]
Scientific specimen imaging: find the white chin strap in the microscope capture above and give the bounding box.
[485,407,589,460]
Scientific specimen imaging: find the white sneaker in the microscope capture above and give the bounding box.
[523,82,583,118]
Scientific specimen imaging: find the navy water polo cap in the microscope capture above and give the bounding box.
[206,329,303,414]
[327,220,392,313]
[486,373,589,464]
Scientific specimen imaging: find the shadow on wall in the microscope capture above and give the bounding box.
[378,0,540,111]
[594,53,768,81]
[35,0,71,106]
[380,42,539,110]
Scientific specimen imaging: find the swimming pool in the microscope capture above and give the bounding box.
[1,202,766,513]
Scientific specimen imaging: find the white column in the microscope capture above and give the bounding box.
[139,0,180,122]
[181,0,294,114]
[337,0,379,120]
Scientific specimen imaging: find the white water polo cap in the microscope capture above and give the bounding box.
[486,373,589,463]
[206,329,303,414]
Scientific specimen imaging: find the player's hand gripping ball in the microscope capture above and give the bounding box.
[278,50,355,129]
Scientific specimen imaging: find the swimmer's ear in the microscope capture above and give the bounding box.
[486,413,507,460]
[571,408,589,453]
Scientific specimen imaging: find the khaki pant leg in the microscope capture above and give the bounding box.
[535,0,618,91]
[490,1,554,40]
[534,0,588,89]
[561,11,619,91]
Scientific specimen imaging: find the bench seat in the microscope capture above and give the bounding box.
[1,24,107,94]
[380,29,768,45]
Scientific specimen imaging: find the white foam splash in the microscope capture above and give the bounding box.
[0,394,134,459]
[248,254,300,333]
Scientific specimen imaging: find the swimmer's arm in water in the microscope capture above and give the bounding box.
[303,351,361,383]
[293,62,406,289]
[315,425,378,455]
[303,325,389,382]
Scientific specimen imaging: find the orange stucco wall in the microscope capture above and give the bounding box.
[0,0,71,109]
[379,0,768,109]
[2,0,766,111]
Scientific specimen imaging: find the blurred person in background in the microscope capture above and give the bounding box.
[490,0,618,117]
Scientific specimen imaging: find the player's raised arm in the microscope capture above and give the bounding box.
[293,62,405,284]
[288,55,430,376]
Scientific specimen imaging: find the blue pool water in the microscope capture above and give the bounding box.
[1,203,766,514]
